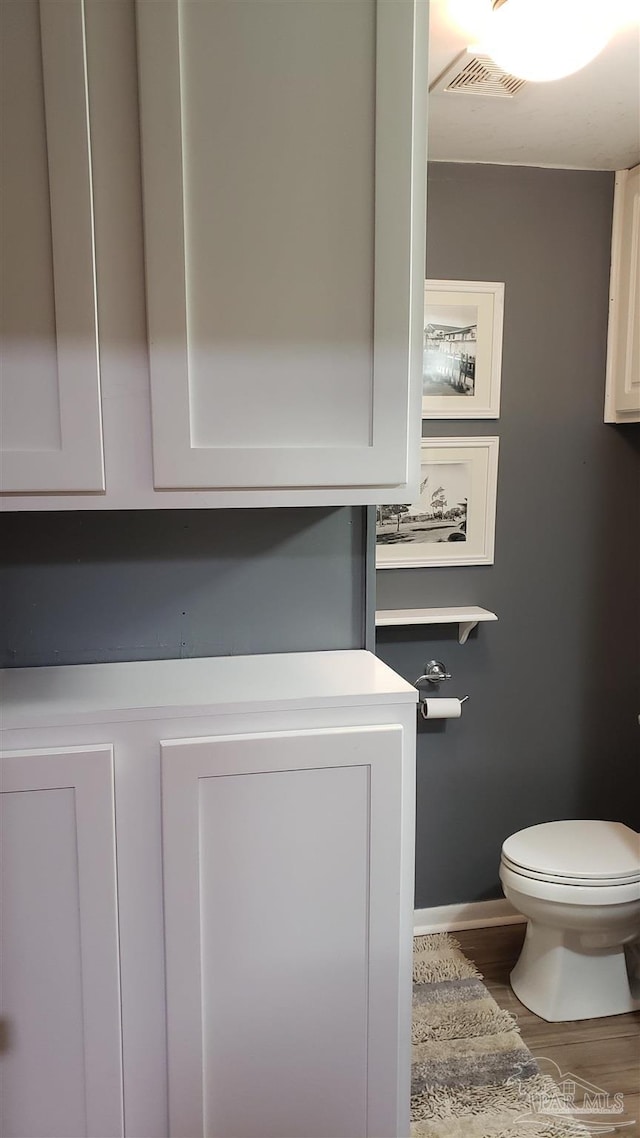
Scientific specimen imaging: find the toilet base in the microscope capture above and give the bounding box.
[511,921,640,1022]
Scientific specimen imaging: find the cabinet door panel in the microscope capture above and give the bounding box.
[0,745,122,1138]
[136,0,425,495]
[614,165,640,412]
[161,724,406,1138]
[606,164,640,419]
[0,0,104,493]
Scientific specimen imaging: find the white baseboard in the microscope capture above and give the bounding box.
[414,899,526,935]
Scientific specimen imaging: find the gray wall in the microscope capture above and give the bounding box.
[0,507,367,666]
[376,163,640,909]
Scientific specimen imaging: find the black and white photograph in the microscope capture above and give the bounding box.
[423,305,477,398]
[376,462,469,547]
[376,437,500,568]
[422,281,505,420]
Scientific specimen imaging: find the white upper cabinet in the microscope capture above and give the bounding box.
[136,0,426,500]
[2,0,425,512]
[1,0,427,509]
[605,164,640,422]
[0,0,104,494]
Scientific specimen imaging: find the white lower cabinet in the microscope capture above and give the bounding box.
[163,726,405,1138]
[0,652,417,1138]
[0,745,122,1138]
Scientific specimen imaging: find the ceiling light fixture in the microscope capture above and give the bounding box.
[481,0,617,82]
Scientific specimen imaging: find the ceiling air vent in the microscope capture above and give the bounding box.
[430,51,526,98]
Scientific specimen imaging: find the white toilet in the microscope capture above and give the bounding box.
[499,820,640,1022]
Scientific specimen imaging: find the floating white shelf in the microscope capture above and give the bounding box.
[375,606,498,645]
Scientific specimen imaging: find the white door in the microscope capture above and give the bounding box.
[0,0,104,494]
[136,0,426,498]
[161,724,408,1138]
[0,745,123,1138]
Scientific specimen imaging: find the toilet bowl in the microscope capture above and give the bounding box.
[499,820,640,1022]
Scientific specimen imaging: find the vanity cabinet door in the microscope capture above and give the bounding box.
[161,722,410,1138]
[605,164,640,422]
[0,744,123,1138]
[0,0,104,493]
[136,0,426,502]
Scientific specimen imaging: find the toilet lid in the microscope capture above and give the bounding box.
[501,821,640,883]
[500,851,640,887]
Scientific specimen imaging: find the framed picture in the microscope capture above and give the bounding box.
[422,280,504,419]
[376,436,499,568]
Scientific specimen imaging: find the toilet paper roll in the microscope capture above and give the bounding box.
[421,698,463,720]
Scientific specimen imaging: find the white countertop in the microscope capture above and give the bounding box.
[0,650,417,729]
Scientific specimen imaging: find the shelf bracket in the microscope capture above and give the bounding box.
[458,620,478,645]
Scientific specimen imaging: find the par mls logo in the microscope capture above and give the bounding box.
[514,1058,636,1134]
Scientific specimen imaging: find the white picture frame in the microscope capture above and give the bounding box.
[376,436,499,568]
[422,280,504,419]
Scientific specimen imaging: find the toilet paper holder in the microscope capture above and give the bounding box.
[419,695,468,720]
[414,661,469,718]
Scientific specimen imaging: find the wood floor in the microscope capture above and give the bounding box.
[456,924,640,1137]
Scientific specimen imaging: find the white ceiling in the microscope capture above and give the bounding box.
[428,0,640,170]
